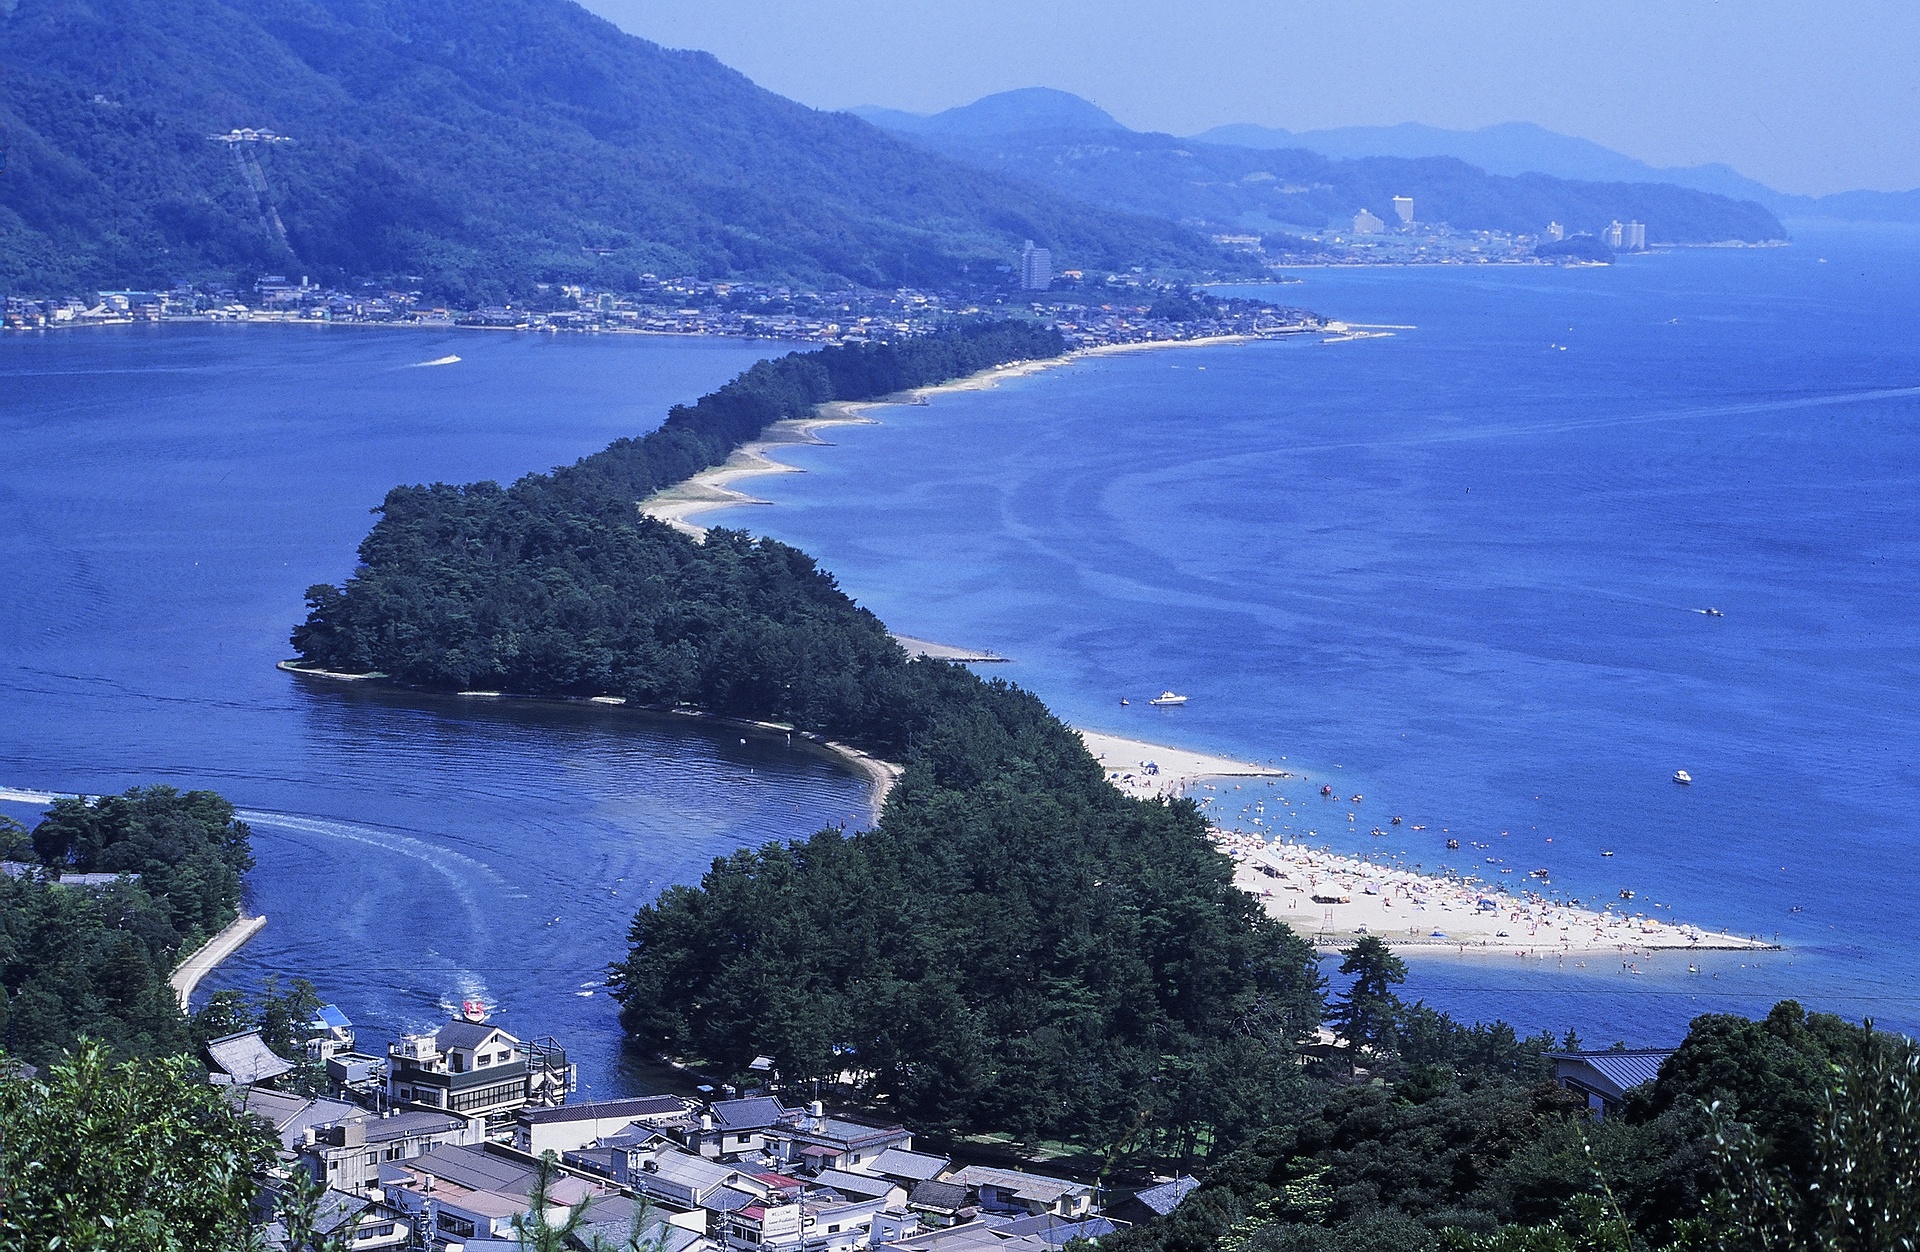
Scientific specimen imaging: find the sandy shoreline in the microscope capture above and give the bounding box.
[1072,734,1769,956]
[1216,830,1773,956]
[640,335,1267,537]
[1078,728,1289,800]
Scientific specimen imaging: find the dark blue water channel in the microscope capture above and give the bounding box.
[701,224,1920,1043]
[0,325,874,1097]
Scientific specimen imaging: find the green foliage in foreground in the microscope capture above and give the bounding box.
[0,1039,276,1252]
[1106,999,1903,1252]
[0,787,253,1064]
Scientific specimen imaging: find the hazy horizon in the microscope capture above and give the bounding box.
[583,0,1920,198]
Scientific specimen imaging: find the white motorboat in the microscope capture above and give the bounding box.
[1148,691,1188,706]
[1672,770,1692,785]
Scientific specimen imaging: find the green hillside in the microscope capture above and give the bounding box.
[0,0,1237,299]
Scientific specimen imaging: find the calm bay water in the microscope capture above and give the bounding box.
[704,224,1920,1042]
[4,227,1916,1076]
[0,325,873,1096]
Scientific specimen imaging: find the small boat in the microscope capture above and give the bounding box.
[460,997,489,1022]
[1119,697,1130,706]
[1391,816,1403,825]
[1446,839,1460,850]
[1620,888,1635,900]
[1601,850,1615,857]
[1349,794,1363,803]
[1705,608,1723,617]
[1320,784,1333,796]
[1673,770,1692,785]
[1149,691,1188,706]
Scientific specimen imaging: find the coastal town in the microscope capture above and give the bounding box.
[0,267,1320,349]
[196,1001,1179,1251]
[190,995,1660,1251]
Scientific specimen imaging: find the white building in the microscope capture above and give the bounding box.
[1545,221,1565,241]
[1352,208,1386,235]
[1391,196,1414,224]
[1603,220,1625,248]
[1019,240,1052,291]
[1626,220,1647,249]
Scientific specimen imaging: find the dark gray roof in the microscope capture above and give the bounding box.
[520,1095,689,1125]
[410,1143,536,1196]
[996,1216,1122,1246]
[357,1109,469,1145]
[436,1020,513,1051]
[1130,1175,1201,1217]
[909,1180,971,1211]
[870,1147,950,1182]
[711,1096,788,1131]
[809,1168,896,1200]
[1548,1049,1672,1098]
[706,1185,763,1214]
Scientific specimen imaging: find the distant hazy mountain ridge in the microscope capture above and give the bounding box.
[0,0,1235,297]
[1194,120,1920,223]
[859,91,1787,245]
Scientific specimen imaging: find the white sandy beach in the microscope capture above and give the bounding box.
[1074,738,1771,956]
[1079,728,1288,799]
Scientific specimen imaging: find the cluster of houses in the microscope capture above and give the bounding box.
[208,1008,1201,1252]
[1,269,1318,351]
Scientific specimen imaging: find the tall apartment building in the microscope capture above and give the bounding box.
[1352,208,1386,235]
[1019,240,1052,291]
[1391,196,1414,224]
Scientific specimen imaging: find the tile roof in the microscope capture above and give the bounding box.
[1130,1175,1201,1217]
[205,1030,294,1084]
[869,1147,950,1182]
[711,1096,789,1131]
[946,1165,1091,1205]
[436,1020,512,1051]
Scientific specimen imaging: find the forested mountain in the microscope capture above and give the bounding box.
[0,0,1236,299]
[863,93,1786,244]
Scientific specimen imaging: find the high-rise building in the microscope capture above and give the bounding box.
[1546,221,1565,242]
[1626,221,1646,250]
[1391,196,1414,225]
[1019,240,1052,291]
[1603,220,1625,249]
[1352,208,1386,235]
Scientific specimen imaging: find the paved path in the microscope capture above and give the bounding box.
[169,913,267,1011]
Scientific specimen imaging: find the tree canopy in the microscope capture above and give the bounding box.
[0,787,253,1065]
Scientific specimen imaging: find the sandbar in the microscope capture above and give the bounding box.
[640,336,1263,538]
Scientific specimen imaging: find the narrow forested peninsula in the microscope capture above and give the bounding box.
[289,323,1328,1156]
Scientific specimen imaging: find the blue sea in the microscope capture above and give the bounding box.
[701,223,1920,1042]
[2,224,1916,1087]
[0,327,873,1095]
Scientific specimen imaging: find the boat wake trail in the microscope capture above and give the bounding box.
[409,355,462,368]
